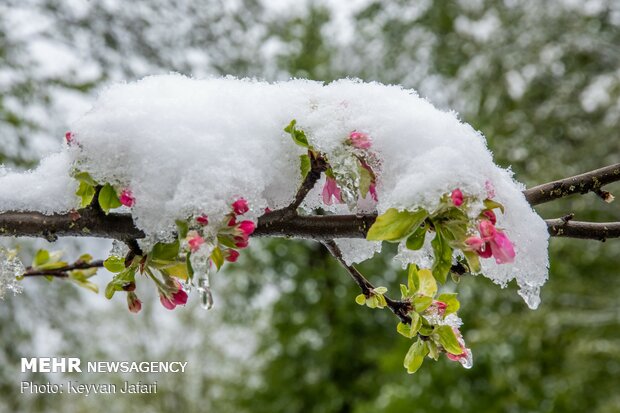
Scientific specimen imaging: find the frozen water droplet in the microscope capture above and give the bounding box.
[460,349,473,369]
[196,271,214,310]
[0,247,24,300]
[109,240,129,258]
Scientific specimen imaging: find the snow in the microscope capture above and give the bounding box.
[0,75,549,307]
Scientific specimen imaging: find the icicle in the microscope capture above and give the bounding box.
[460,349,474,369]
[196,271,213,310]
[0,247,24,300]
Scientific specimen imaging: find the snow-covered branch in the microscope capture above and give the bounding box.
[0,163,617,242]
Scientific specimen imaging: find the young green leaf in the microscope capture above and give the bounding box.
[367,208,428,242]
[150,240,180,263]
[33,249,50,267]
[405,225,427,250]
[484,198,505,213]
[76,181,96,207]
[98,183,122,214]
[413,295,433,313]
[396,313,422,338]
[403,339,429,374]
[176,220,189,239]
[104,256,126,273]
[284,119,309,148]
[300,154,311,179]
[358,162,372,198]
[431,226,453,284]
[211,246,224,270]
[416,268,437,297]
[73,171,98,186]
[355,294,367,305]
[435,325,463,355]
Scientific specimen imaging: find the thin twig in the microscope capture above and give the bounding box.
[23,260,104,277]
[523,163,620,205]
[545,219,620,241]
[323,240,412,324]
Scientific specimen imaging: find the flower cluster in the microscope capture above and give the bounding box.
[321,131,379,206]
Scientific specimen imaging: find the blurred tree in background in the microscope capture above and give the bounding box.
[0,1,619,412]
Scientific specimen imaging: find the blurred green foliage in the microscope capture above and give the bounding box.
[1,0,619,412]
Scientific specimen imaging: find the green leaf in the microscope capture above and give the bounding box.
[33,249,50,267]
[78,253,93,263]
[73,171,98,186]
[463,250,481,273]
[426,340,440,360]
[358,161,372,198]
[437,293,460,316]
[396,313,422,338]
[37,261,69,270]
[104,256,125,273]
[484,198,505,213]
[416,268,437,297]
[217,235,237,249]
[367,208,428,242]
[399,284,408,299]
[150,240,180,263]
[98,183,122,214]
[373,286,388,294]
[76,181,96,207]
[211,246,224,271]
[403,339,429,374]
[70,278,99,294]
[355,294,366,305]
[413,295,433,313]
[176,220,189,239]
[405,225,427,250]
[431,225,453,284]
[104,282,116,299]
[186,252,194,280]
[284,119,309,148]
[435,325,463,355]
[160,262,190,280]
[299,154,311,179]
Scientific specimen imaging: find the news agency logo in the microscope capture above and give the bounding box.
[21,357,82,373]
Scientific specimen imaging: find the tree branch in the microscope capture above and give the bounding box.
[22,260,104,277]
[322,240,412,324]
[0,164,619,242]
[523,163,620,205]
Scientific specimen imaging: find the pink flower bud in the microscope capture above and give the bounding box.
[197,214,209,225]
[479,220,496,240]
[160,295,176,310]
[434,300,447,316]
[225,249,240,262]
[478,242,493,258]
[369,183,378,202]
[232,198,249,215]
[119,189,135,207]
[451,188,463,207]
[485,180,496,198]
[238,220,256,236]
[489,231,516,264]
[482,210,497,225]
[172,288,188,306]
[465,236,485,251]
[127,292,142,313]
[65,131,75,145]
[188,234,205,252]
[348,131,372,149]
[228,215,237,226]
[234,236,249,249]
[322,177,342,205]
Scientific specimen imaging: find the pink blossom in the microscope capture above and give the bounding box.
[264,207,272,213]
[465,236,485,251]
[482,210,497,225]
[225,249,240,262]
[187,234,205,252]
[65,131,75,145]
[232,198,249,215]
[160,295,176,310]
[322,177,342,205]
[234,236,249,249]
[479,220,497,241]
[228,215,237,226]
[451,188,464,207]
[238,220,256,236]
[369,183,378,202]
[127,292,142,313]
[172,288,188,306]
[489,231,516,264]
[485,180,496,198]
[348,131,372,149]
[196,214,209,225]
[433,300,447,316]
[119,189,135,207]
